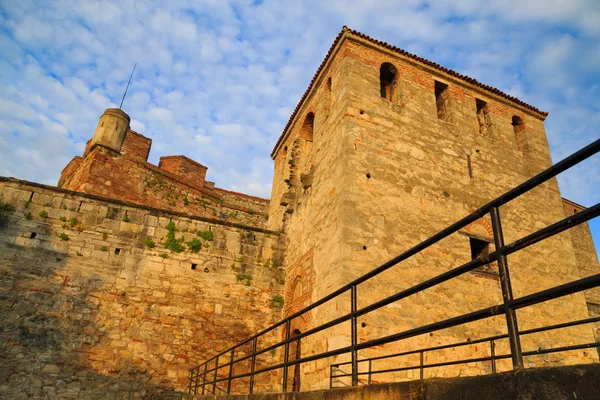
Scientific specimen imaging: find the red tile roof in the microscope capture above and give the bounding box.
[271,26,548,158]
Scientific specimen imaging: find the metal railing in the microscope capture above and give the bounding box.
[188,138,600,396]
[330,316,600,387]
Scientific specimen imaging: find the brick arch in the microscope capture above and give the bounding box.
[283,249,314,333]
[463,217,493,239]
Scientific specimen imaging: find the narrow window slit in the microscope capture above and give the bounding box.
[435,81,449,120]
[467,155,473,178]
[380,63,397,101]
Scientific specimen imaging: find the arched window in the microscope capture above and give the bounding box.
[325,77,332,110]
[380,63,397,101]
[300,113,314,142]
[512,116,528,154]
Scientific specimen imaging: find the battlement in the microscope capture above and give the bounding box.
[58,110,269,229]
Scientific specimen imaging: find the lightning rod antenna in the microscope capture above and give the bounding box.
[119,63,137,109]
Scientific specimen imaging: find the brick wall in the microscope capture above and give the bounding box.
[121,130,152,162]
[159,156,208,189]
[0,178,284,398]
[60,146,269,229]
[57,156,82,188]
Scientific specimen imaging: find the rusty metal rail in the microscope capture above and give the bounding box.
[188,138,600,395]
[330,316,600,387]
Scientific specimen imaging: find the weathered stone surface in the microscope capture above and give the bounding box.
[267,28,599,392]
[0,179,285,398]
[185,363,600,400]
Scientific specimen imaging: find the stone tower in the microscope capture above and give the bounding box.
[268,27,598,390]
[89,108,131,153]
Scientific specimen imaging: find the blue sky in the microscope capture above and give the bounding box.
[0,0,598,254]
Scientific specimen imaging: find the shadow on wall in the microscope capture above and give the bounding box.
[0,213,184,399]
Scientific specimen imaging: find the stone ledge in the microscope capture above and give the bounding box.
[184,363,600,400]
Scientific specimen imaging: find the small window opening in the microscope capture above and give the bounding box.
[476,98,489,135]
[435,81,449,120]
[512,116,528,154]
[77,201,83,212]
[379,63,397,101]
[208,226,212,231]
[366,173,371,179]
[114,248,121,255]
[470,238,489,261]
[361,322,367,328]
[362,245,367,250]
[203,267,209,273]
[28,192,34,202]
[115,123,118,131]
[469,237,497,275]
[191,263,197,270]
[101,122,104,127]
[327,77,332,90]
[30,232,37,239]
[253,235,256,241]
[300,113,315,142]
[467,155,473,179]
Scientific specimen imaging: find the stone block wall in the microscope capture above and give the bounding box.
[562,199,600,354]
[268,31,599,391]
[0,178,285,399]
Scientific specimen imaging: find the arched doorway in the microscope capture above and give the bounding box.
[289,329,302,392]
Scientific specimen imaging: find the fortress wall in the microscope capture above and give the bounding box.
[330,37,598,384]
[0,179,284,399]
[269,34,599,391]
[59,146,269,229]
[562,199,600,352]
[121,130,152,162]
[267,40,357,392]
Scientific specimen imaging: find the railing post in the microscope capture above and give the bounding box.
[329,364,334,389]
[193,365,200,394]
[188,368,193,395]
[368,359,372,385]
[351,285,359,386]
[227,348,235,394]
[490,206,524,369]
[419,351,424,380]
[212,356,219,394]
[490,340,496,374]
[201,362,208,395]
[249,337,257,394]
[282,320,291,392]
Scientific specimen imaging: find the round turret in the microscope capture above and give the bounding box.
[90,108,131,153]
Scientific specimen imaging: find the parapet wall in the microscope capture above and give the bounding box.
[59,146,269,229]
[0,178,284,399]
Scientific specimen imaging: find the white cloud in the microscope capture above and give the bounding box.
[0,0,598,248]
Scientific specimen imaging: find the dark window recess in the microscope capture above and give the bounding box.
[512,116,528,154]
[435,80,449,120]
[380,63,397,101]
[30,232,37,239]
[203,267,209,273]
[476,98,489,135]
[114,248,121,255]
[191,263,197,270]
[469,237,496,275]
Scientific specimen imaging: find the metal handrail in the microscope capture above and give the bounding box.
[330,316,600,385]
[188,138,600,395]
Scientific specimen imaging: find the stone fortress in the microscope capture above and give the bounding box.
[0,27,598,398]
